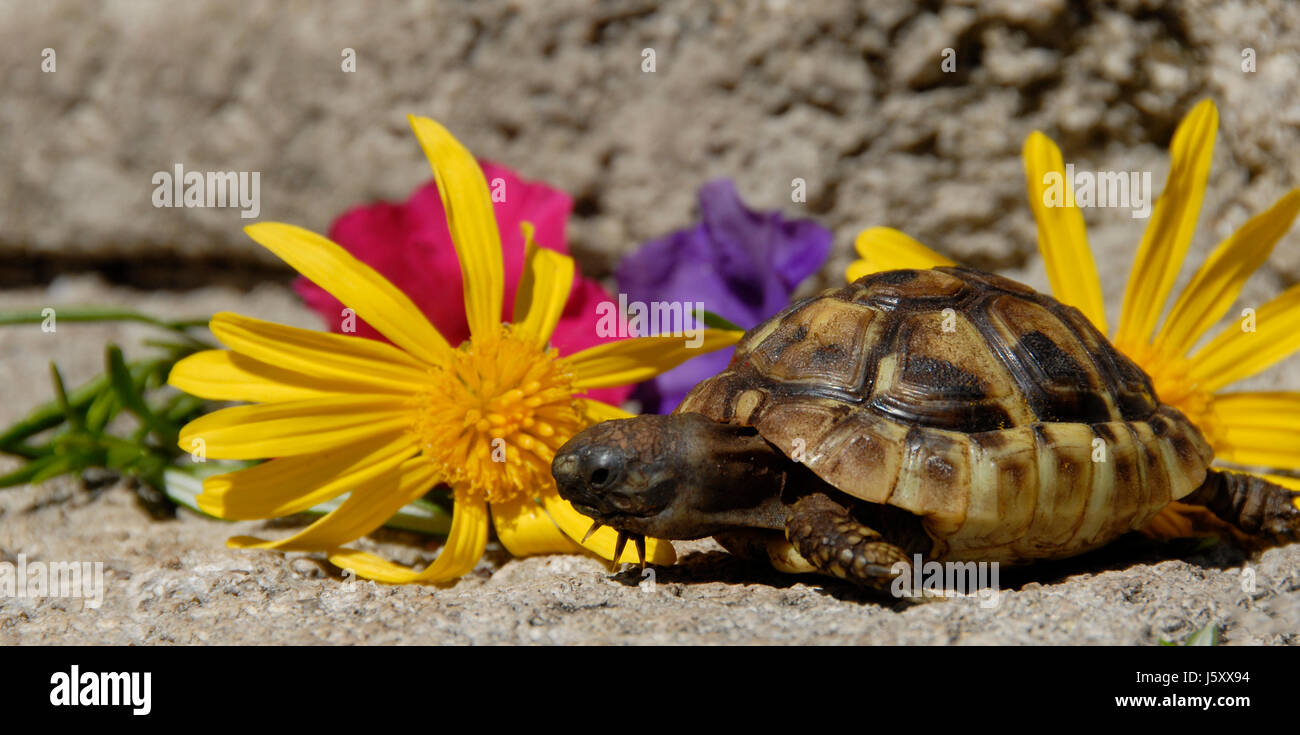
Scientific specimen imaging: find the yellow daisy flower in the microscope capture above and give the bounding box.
[169,115,742,583]
[848,99,1300,537]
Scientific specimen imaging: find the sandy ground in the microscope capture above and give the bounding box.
[3,474,1297,645]
[0,278,1298,645]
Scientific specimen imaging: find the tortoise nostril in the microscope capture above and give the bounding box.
[589,468,611,488]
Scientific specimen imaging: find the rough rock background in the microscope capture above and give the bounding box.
[5,0,1300,288]
[2,1,1300,643]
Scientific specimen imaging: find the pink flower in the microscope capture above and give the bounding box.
[295,161,631,406]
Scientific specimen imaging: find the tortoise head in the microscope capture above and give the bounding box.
[552,412,790,542]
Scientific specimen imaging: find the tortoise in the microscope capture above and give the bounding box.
[551,267,1300,592]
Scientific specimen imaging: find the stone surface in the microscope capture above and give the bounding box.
[3,444,1298,645]
[3,0,1300,289]
[4,470,1297,645]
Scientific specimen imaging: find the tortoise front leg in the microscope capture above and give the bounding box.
[785,492,916,593]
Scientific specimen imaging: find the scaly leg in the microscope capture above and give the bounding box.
[1182,470,1300,545]
[784,492,915,592]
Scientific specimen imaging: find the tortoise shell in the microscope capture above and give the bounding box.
[676,267,1215,563]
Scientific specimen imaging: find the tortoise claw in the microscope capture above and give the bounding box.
[581,520,603,544]
[634,535,647,572]
[611,531,629,572]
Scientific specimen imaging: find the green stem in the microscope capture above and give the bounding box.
[0,307,209,333]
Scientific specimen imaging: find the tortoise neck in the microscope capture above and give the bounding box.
[680,419,803,532]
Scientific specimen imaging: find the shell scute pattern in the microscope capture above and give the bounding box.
[979,294,1115,423]
[1050,303,1159,421]
[850,267,970,309]
[676,266,1216,564]
[870,308,1028,432]
[747,296,879,398]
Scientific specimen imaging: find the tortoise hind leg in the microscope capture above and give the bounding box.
[785,492,915,593]
[1183,470,1300,545]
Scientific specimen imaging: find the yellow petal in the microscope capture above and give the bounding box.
[559,330,744,390]
[1204,392,1300,470]
[849,227,955,279]
[511,222,575,347]
[580,399,635,423]
[208,312,430,393]
[168,350,339,403]
[1023,131,1107,333]
[1258,473,1300,491]
[1139,501,1246,542]
[1153,189,1300,360]
[244,222,453,366]
[541,491,676,565]
[1207,391,1300,430]
[1217,437,1300,472]
[408,115,505,340]
[197,432,416,519]
[491,494,582,557]
[228,456,437,551]
[327,496,490,583]
[1116,99,1218,350]
[1139,502,1201,539]
[1187,281,1300,392]
[177,395,410,460]
[845,259,875,283]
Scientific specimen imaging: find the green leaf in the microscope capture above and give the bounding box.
[106,345,176,448]
[1159,622,1219,646]
[0,455,61,488]
[105,443,147,471]
[30,454,78,484]
[0,442,48,461]
[0,312,216,500]
[134,453,168,492]
[1185,622,1219,646]
[48,362,83,432]
[154,392,206,424]
[84,388,122,434]
[696,309,745,333]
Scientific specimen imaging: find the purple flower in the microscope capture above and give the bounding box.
[616,179,832,413]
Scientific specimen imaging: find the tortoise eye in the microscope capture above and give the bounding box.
[589,468,611,488]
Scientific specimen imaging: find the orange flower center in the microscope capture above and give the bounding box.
[410,325,585,504]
